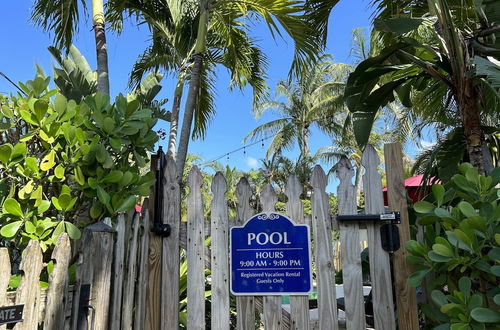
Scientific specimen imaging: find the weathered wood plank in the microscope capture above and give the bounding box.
[135,202,150,330]
[285,175,310,330]
[235,177,256,330]
[83,222,115,330]
[161,155,181,330]
[6,287,75,320]
[44,233,71,330]
[311,166,339,330]
[146,154,161,330]
[122,212,141,330]
[0,248,11,330]
[384,143,419,330]
[362,145,396,330]
[110,213,126,330]
[260,183,282,330]
[14,240,43,330]
[211,172,230,330]
[187,166,205,330]
[336,156,366,330]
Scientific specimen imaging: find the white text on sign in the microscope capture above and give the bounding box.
[247,232,292,245]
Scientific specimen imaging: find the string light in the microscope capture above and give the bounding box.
[199,135,274,166]
[197,112,342,167]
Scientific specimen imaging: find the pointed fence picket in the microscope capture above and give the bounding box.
[260,184,283,330]
[235,178,256,330]
[286,176,309,330]
[187,166,206,330]
[362,145,396,329]
[311,166,339,330]
[336,156,366,329]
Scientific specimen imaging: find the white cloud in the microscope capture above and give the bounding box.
[246,157,259,169]
[419,140,436,150]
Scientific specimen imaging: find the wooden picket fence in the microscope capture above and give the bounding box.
[0,142,420,330]
[0,208,150,330]
[147,143,420,330]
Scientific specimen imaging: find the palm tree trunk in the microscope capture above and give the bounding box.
[459,79,485,174]
[354,160,363,206]
[175,0,209,178]
[302,126,310,158]
[92,0,110,95]
[167,76,185,157]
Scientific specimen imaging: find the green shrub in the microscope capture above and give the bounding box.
[406,164,500,329]
[0,75,158,251]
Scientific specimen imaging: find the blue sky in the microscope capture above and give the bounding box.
[0,0,431,178]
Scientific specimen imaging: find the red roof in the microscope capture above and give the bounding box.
[382,174,440,192]
[383,175,440,205]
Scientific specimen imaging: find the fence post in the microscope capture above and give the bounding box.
[78,221,115,330]
[0,248,11,330]
[311,166,339,330]
[259,183,282,330]
[335,156,366,329]
[235,177,256,330]
[146,154,161,330]
[162,155,181,330]
[362,145,396,329]
[110,214,126,330]
[122,212,141,330]
[44,233,71,330]
[285,175,310,330]
[135,200,151,329]
[384,143,419,329]
[211,172,230,330]
[187,166,205,330]
[13,240,43,330]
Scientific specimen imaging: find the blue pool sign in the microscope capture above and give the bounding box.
[230,212,312,295]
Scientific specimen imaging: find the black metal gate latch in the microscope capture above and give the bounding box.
[151,146,172,238]
[337,212,401,252]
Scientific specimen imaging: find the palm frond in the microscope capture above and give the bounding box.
[192,64,217,139]
[31,0,86,51]
[243,118,291,142]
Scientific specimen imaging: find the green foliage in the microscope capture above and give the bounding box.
[0,75,158,251]
[346,0,500,150]
[406,164,500,328]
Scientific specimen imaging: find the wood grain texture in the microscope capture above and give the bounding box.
[122,212,141,330]
[285,175,310,330]
[384,143,419,330]
[187,166,206,330]
[71,251,84,330]
[14,240,43,330]
[110,214,126,330]
[235,177,256,330]
[135,201,150,330]
[211,172,230,330]
[89,223,115,330]
[336,156,366,330]
[311,166,339,330]
[362,145,396,330]
[146,154,160,330]
[0,248,11,330]
[44,233,71,330]
[260,183,282,330]
[162,155,181,330]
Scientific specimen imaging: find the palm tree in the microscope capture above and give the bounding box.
[109,0,335,179]
[345,0,500,173]
[245,59,351,160]
[31,0,111,94]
